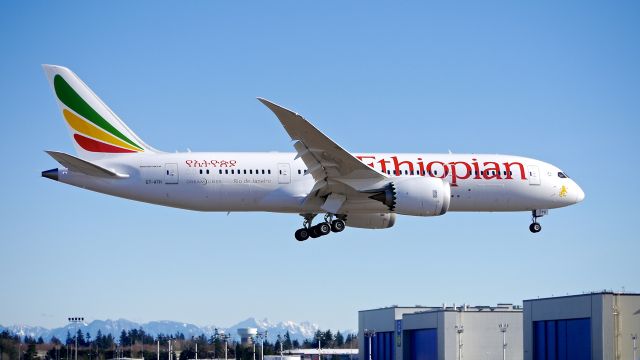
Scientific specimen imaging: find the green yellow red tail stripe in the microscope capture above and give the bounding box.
[53,74,144,153]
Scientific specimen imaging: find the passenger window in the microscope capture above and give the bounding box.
[206,170,210,175]
[268,169,271,174]
[298,169,301,174]
[280,170,282,175]
[250,170,253,174]
[199,169,202,174]
[262,170,265,174]
[244,170,247,174]
[231,169,235,174]
[434,170,438,175]
[405,170,408,175]
[219,169,222,174]
[225,170,229,174]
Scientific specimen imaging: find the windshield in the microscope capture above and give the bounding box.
[558,172,569,178]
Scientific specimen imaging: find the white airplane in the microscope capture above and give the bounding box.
[41,65,584,240]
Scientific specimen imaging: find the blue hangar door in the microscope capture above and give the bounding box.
[407,329,437,360]
[533,318,591,360]
[366,331,395,360]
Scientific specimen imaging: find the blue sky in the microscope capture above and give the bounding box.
[1,1,638,331]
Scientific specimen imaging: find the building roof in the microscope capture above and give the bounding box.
[358,305,441,313]
[523,291,640,302]
[360,303,522,314]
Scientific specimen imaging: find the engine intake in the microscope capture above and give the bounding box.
[368,177,451,216]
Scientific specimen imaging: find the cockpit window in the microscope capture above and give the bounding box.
[558,172,569,178]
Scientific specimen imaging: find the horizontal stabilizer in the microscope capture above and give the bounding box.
[45,151,129,178]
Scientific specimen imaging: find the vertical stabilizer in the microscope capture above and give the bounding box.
[42,65,158,160]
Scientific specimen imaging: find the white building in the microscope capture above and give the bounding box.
[359,304,523,360]
[283,348,358,360]
[523,292,640,360]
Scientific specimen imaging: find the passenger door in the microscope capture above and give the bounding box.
[165,163,179,184]
[278,163,291,184]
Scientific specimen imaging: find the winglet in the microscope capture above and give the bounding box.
[257,98,306,141]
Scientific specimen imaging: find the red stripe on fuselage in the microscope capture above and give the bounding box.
[73,133,137,153]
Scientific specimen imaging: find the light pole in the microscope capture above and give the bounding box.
[277,335,283,358]
[363,330,376,360]
[214,328,230,360]
[498,323,508,360]
[69,317,84,360]
[455,325,464,360]
[315,333,322,360]
[632,334,637,360]
[251,337,256,360]
[256,331,268,360]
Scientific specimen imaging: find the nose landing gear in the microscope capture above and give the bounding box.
[529,222,542,233]
[529,209,548,233]
[294,214,346,241]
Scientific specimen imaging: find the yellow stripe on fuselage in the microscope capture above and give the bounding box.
[62,109,141,152]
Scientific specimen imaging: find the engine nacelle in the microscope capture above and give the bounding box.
[369,177,451,216]
[345,213,396,229]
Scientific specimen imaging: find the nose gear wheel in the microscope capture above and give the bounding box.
[529,210,545,233]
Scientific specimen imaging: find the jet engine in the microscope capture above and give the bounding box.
[367,177,451,216]
[345,213,396,229]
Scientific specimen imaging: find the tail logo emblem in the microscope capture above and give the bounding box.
[54,75,144,153]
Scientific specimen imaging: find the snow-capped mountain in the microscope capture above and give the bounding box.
[0,318,353,343]
[225,317,322,341]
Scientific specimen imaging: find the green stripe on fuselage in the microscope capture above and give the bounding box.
[53,75,143,151]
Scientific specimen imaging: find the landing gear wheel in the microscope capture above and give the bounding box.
[529,223,542,233]
[317,222,331,236]
[529,210,546,234]
[331,219,345,233]
[295,228,310,241]
[309,226,321,238]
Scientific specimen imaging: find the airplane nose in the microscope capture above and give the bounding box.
[575,184,585,203]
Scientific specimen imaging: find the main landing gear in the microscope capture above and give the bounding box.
[295,214,345,241]
[529,209,548,233]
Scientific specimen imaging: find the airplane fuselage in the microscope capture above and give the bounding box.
[51,152,583,214]
[41,65,585,237]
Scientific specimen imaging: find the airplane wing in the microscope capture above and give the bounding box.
[45,151,129,178]
[258,98,387,206]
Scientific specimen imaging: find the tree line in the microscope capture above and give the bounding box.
[0,328,357,360]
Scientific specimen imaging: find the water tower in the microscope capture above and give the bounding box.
[237,328,258,346]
